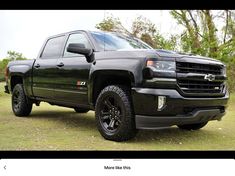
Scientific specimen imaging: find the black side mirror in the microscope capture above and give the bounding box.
[67,43,95,63]
[67,43,91,56]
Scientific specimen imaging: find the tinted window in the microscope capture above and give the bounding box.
[91,31,152,51]
[64,33,92,57]
[41,36,65,59]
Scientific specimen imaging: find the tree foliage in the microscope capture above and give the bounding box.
[95,15,177,50]
[5,51,28,61]
[131,16,156,46]
[95,15,131,35]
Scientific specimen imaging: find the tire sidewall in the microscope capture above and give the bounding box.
[11,84,32,117]
[12,84,23,115]
[95,85,136,141]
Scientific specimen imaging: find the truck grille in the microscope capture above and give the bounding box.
[177,80,224,94]
[176,61,225,97]
[176,62,222,75]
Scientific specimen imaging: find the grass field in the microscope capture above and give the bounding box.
[0,82,235,150]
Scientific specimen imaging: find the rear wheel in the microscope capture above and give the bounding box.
[177,122,208,130]
[12,84,32,117]
[95,85,137,141]
[74,107,89,113]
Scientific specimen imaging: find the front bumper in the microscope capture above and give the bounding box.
[131,88,229,129]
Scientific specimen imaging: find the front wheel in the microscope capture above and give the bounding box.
[12,84,32,117]
[95,85,137,141]
[177,122,208,130]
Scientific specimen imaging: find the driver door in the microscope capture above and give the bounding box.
[53,32,93,106]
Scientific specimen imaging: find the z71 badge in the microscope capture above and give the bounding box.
[77,81,86,86]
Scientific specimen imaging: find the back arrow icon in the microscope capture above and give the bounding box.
[4,165,6,170]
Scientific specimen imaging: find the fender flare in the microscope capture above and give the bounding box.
[88,69,136,106]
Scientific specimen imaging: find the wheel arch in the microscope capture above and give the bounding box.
[89,69,136,107]
[10,74,24,92]
[8,64,33,96]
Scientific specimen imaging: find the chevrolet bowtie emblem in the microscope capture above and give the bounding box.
[204,74,215,81]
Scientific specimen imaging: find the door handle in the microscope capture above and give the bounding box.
[57,62,64,67]
[34,63,40,68]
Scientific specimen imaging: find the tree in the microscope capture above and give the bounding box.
[170,10,235,59]
[0,51,28,81]
[131,16,157,47]
[170,10,203,55]
[95,15,131,35]
[95,14,177,50]
[153,33,178,51]
[5,51,27,61]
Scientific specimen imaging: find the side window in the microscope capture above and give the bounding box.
[63,33,92,57]
[41,36,65,59]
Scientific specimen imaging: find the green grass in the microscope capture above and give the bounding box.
[0,82,235,150]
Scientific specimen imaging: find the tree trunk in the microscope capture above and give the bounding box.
[203,10,219,58]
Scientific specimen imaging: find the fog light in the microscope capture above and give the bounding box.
[158,96,166,111]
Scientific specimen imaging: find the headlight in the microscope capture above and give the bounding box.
[147,60,176,72]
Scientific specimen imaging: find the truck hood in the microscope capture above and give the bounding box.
[7,59,35,67]
[113,49,224,65]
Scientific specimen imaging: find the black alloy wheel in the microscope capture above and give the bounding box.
[99,96,122,133]
[95,85,137,141]
[12,89,21,112]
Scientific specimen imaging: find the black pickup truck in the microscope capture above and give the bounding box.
[4,30,229,141]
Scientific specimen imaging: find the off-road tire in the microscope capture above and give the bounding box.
[95,85,137,141]
[12,84,32,117]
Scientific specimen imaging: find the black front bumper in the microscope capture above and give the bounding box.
[136,109,224,129]
[131,88,229,129]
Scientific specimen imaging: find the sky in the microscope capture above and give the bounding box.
[0,10,183,60]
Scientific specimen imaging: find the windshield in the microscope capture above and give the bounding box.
[91,31,153,51]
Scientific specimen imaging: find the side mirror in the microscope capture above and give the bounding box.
[67,43,91,56]
[67,43,95,63]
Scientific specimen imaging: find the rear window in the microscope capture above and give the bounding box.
[41,36,65,59]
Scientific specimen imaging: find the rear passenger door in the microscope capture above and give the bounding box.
[32,35,66,99]
[53,32,93,106]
